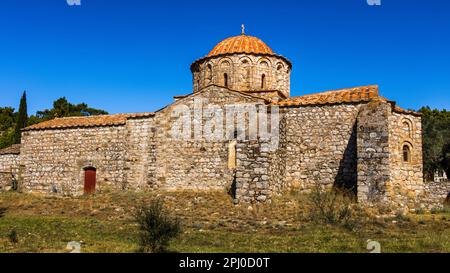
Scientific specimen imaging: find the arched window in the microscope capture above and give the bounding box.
[221,60,231,69]
[402,120,412,138]
[260,61,269,68]
[261,74,266,89]
[224,73,229,87]
[205,64,212,84]
[277,63,284,71]
[403,145,411,162]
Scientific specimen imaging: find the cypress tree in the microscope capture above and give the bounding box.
[14,91,28,144]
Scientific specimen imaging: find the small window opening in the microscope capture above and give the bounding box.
[403,145,411,162]
[224,73,229,87]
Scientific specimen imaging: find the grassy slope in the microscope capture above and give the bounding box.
[0,190,449,253]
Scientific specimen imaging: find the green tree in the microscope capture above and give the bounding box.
[419,106,450,180]
[0,107,15,131]
[14,91,28,144]
[0,107,16,149]
[443,143,450,178]
[1,95,109,148]
[35,97,108,122]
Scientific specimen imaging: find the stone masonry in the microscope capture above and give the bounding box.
[0,144,20,190]
[0,32,446,210]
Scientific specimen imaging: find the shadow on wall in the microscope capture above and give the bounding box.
[228,172,237,200]
[334,124,358,196]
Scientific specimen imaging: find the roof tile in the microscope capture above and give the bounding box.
[276,85,379,107]
[208,35,274,57]
[23,113,155,131]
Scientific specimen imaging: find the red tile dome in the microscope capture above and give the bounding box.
[208,35,275,57]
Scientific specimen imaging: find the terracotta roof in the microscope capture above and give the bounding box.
[392,105,422,116]
[208,35,274,57]
[241,90,288,99]
[0,144,21,155]
[191,34,292,71]
[204,84,272,103]
[23,113,155,131]
[276,85,380,107]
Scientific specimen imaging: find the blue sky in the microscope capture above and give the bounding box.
[0,0,449,114]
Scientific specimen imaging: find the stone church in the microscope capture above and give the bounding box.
[2,30,445,208]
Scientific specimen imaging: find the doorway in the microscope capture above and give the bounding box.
[84,167,97,194]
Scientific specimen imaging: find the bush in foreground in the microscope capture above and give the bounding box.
[301,184,360,230]
[134,199,182,253]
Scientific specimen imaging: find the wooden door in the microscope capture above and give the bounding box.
[84,168,96,194]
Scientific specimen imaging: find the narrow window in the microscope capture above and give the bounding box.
[228,140,237,170]
[224,73,229,87]
[403,145,411,162]
[205,64,212,84]
[261,74,266,89]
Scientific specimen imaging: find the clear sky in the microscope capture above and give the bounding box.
[0,0,449,115]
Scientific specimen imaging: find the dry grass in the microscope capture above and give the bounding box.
[0,190,449,253]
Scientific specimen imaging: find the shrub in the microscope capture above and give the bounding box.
[303,184,358,229]
[134,199,181,253]
[430,206,450,215]
[0,207,6,218]
[8,229,18,244]
[415,208,426,215]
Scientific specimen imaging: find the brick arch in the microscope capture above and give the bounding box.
[218,57,234,69]
[257,57,272,67]
[401,118,414,139]
[401,141,413,163]
[276,62,285,71]
[203,62,214,86]
[239,56,253,65]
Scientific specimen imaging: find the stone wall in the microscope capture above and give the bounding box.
[387,111,424,207]
[235,140,271,203]
[192,54,291,98]
[282,104,361,192]
[21,126,128,195]
[356,101,426,209]
[357,101,392,203]
[0,153,20,190]
[16,87,429,207]
[420,181,450,210]
[151,85,267,192]
[125,117,156,190]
